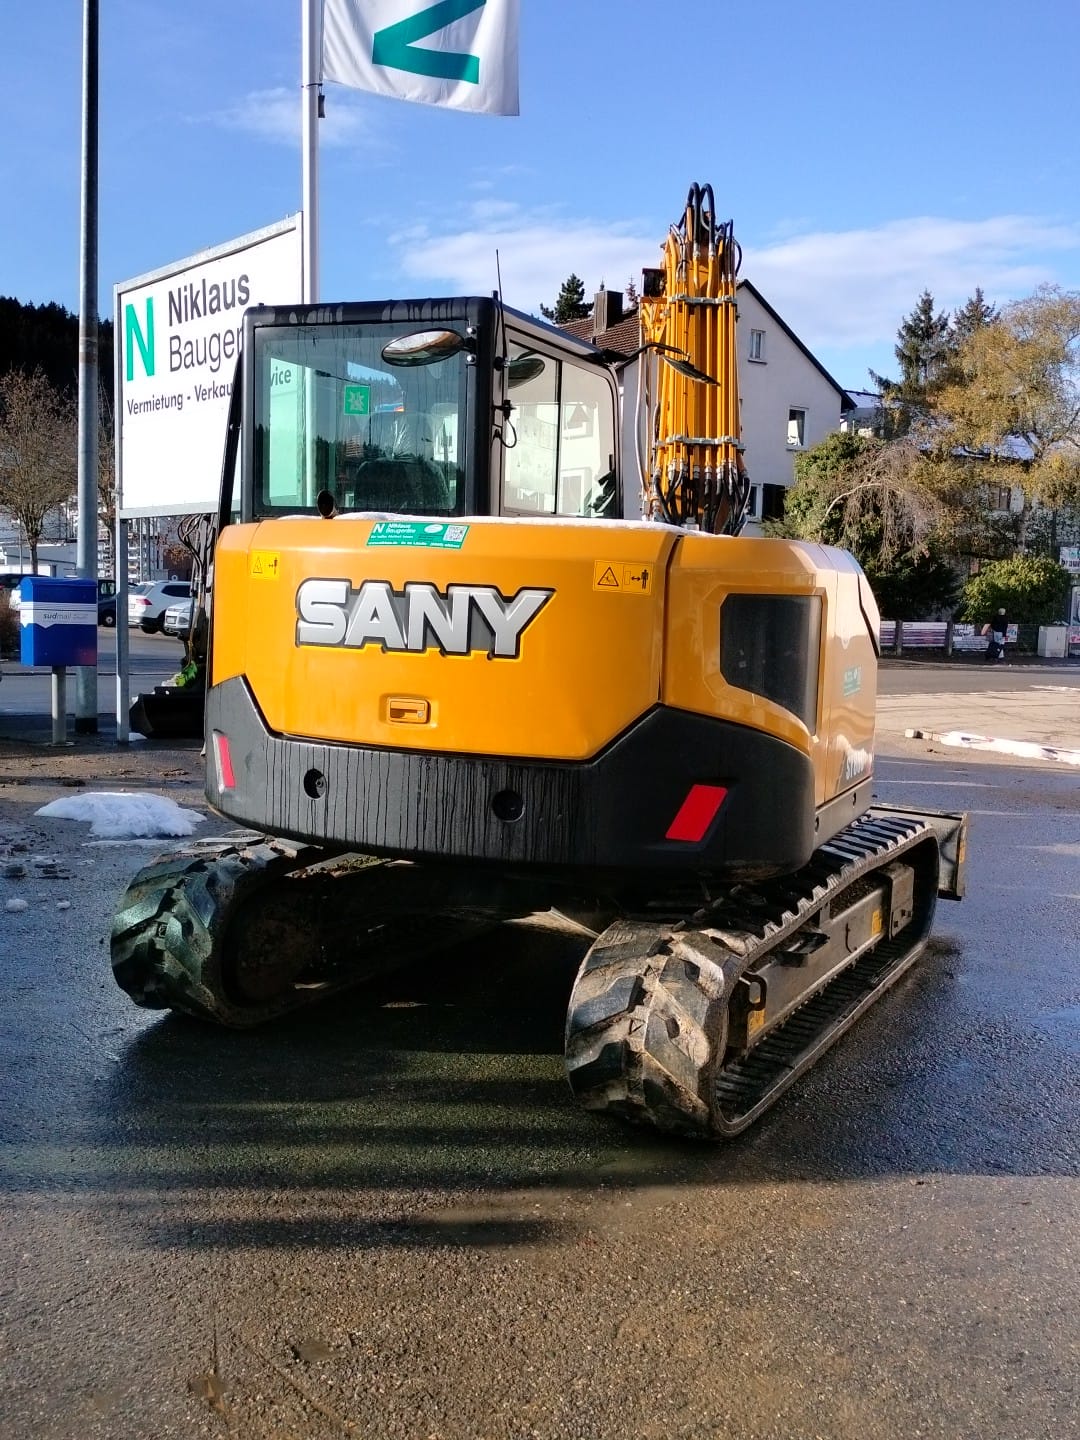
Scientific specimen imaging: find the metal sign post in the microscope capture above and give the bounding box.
[51,667,70,746]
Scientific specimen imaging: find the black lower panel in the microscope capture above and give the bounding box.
[206,677,853,877]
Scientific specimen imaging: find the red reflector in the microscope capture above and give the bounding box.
[213,731,235,791]
[665,784,728,843]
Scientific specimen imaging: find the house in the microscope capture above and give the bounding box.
[563,280,852,530]
[841,389,884,437]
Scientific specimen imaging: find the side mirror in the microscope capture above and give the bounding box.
[507,354,546,388]
[381,330,466,367]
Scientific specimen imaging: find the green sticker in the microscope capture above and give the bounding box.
[843,665,862,696]
[367,521,470,550]
[343,384,370,416]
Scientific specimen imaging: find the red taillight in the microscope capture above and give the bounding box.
[213,731,235,790]
[665,784,728,843]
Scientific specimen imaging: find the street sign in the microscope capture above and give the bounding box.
[115,217,302,517]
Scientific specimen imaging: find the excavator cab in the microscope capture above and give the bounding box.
[223,298,623,528]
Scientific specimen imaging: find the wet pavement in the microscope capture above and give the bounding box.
[0,671,1077,1439]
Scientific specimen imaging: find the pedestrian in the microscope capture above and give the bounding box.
[982,606,1008,662]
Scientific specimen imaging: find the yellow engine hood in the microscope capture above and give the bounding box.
[211,516,677,761]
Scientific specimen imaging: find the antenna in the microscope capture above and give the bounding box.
[494,248,508,367]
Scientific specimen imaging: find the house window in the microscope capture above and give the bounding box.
[761,483,787,521]
[787,408,806,448]
[992,485,1012,511]
[749,329,766,362]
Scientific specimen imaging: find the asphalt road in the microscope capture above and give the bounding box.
[0,627,183,719]
[0,671,1077,1440]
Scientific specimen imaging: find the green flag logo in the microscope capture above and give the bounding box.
[125,298,155,380]
[372,0,484,84]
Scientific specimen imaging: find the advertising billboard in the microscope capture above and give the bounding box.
[115,216,303,517]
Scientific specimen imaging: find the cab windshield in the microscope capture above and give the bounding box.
[251,321,467,519]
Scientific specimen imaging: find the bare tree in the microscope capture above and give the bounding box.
[0,369,77,573]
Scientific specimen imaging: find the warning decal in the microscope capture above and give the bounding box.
[250,551,282,580]
[592,561,653,595]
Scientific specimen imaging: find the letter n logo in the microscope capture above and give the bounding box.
[125,298,155,380]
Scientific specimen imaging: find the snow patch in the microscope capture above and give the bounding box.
[935,731,1080,767]
[35,791,205,839]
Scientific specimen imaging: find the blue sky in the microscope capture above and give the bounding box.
[2,0,1079,389]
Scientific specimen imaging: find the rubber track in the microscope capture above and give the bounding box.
[110,836,497,1028]
[564,812,939,1138]
[110,836,332,1027]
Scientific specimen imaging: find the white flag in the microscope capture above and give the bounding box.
[322,0,519,116]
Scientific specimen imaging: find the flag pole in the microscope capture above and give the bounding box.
[75,0,100,733]
[301,0,320,302]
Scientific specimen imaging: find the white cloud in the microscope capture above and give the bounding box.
[744,215,1080,352]
[389,204,1080,357]
[210,87,372,149]
[395,201,658,313]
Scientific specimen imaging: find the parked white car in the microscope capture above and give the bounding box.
[162,597,194,636]
[128,580,192,633]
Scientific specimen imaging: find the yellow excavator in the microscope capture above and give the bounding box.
[111,185,966,1138]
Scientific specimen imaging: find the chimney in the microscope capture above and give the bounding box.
[592,285,623,339]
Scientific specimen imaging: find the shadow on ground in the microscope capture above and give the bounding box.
[2,760,1077,1254]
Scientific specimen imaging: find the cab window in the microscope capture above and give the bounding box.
[251,322,467,519]
[501,341,617,519]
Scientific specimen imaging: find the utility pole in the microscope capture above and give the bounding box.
[301,0,320,301]
[75,0,99,733]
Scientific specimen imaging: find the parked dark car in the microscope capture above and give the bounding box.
[96,578,117,626]
[0,573,34,596]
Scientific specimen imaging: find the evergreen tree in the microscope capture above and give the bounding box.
[0,296,114,407]
[870,290,952,435]
[940,287,999,387]
[540,274,590,324]
[894,289,952,389]
[951,287,997,346]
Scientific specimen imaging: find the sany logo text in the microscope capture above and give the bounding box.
[296,579,552,659]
